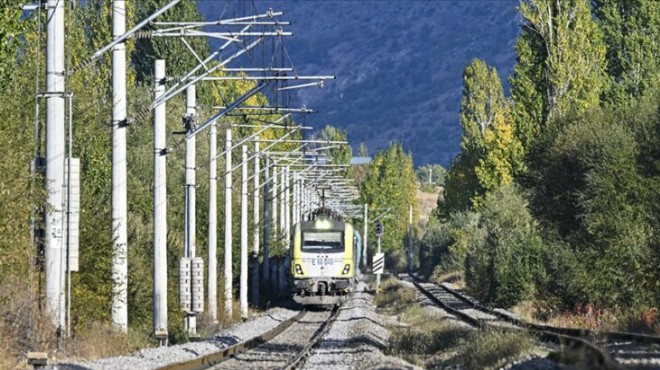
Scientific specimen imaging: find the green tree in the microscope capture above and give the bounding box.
[593,0,660,105]
[0,0,25,88]
[465,185,544,307]
[530,105,655,307]
[415,164,446,187]
[360,143,417,255]
[510,0,608,150]
[132,0,210,82]
[440,59,509,213]
[474,109,525,194]
[460,59,505,151]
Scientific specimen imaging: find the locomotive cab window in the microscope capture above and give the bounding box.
[302,231,344,252]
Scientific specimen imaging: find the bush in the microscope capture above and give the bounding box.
[465,184,545,307]
[419,211,485,277]
[529,104,657,308]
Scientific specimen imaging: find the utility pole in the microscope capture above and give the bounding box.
[263,158,270,285]
[45,0,66,332]
[284,166,291,249]
[272,167,278,240]
[183,85,200,335]
[208,121,217,323]
[240,145,249,320]
[224,128,233,318]
[111,0,128,333]
[408,204,413,273]
[251,140,260,305]
[362,204,368,268]
[153,60,168,343]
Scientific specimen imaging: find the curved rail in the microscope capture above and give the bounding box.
[408,274,625,370]
[430,275,660,346]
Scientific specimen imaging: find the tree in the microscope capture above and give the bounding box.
[415,164,446,187]
[440,59,509,213]
[529,106,654,307]
[132,0,210,82]
[464,185,544,307]
[360,143,417,255]
[474,109,525,194]
[593,0,660,105]
[0,0,24,88]
[460,59,505,151]
[510,0,608,150]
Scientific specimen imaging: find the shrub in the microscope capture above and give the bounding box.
[419,211,485,277]
[465,184,545,307]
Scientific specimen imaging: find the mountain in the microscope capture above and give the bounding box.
[196,0,521,166]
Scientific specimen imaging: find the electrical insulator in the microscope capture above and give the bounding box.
[191,257,204,313]
[179,258,191,312]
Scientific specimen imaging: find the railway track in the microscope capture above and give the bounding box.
[156,306,340,370]
[406,274,660,369]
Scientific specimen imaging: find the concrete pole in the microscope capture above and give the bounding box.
[408,204,413,273]
[45,0,66,331]
[224,128,233,318]
[293,174,299,224]
[272,167,279,239]
[240,145,249,320]
[111,0,128,333]
[284,166,291,249]
[279,167,285,243]
[208,121,218,323]
[184,85,197,334]
[153,60,168,341]
[251,140,260,305]
[263,158,270,284]
[362,204,368,268]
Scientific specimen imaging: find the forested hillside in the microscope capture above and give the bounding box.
[198,0,520,166]
[422,0,660,331]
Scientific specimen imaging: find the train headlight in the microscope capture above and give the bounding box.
[295,264,303,275]
[342,264,350,275]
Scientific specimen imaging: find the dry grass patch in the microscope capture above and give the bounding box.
[374,279,416,313]
[447,327,534,369]
[387,304,535,369]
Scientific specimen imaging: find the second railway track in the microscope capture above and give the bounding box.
[405,273,660,370]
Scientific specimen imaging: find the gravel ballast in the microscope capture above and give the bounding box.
[48,307,299,370]
[301,283,421,370]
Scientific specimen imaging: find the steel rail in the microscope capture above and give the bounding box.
[408,274,624,370]
[281,304,342,370]
[154,309,307,370]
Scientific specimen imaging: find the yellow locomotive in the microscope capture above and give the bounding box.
[290,216,360,306]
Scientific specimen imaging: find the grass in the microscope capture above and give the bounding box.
[384,300,536,369]
[374,278,417,314]
[542,303,659,335]
[448,327,534,370]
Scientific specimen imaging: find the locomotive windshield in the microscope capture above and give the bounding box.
[302,231,344,252]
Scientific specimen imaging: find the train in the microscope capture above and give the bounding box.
[289,209,361,306]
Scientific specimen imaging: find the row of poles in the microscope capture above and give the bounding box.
[153,72,349,338]
[40,0,351,341]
